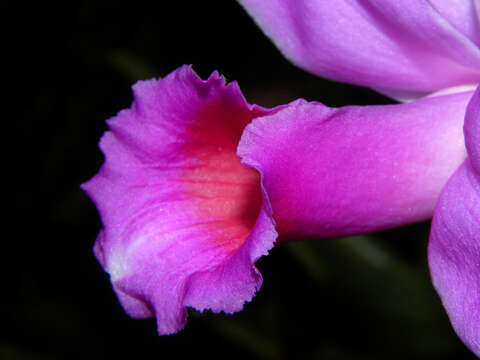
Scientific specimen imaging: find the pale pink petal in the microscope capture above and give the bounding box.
[238,0,480,100]
[428,161,480,357]
[82,66,279,334]
[428,0,480,47]
[238,91,472,240]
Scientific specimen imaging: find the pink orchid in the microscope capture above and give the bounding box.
[82,65,472,341]
[238,0,480,355]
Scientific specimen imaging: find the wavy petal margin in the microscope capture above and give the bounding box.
[238,91,472,240]
[238,0,480,100]
[81,66,280,334]
[428,88,480,356]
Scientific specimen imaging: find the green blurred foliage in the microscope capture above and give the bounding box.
[10,1,476,359]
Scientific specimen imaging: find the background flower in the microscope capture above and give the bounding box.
[238,0,480,101]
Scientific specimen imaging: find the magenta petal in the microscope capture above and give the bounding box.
[428,161,480,357]
[238,91,472,240]
[238,0,480,99]
[81,66,279,334]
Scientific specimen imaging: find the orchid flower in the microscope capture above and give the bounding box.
[82,65,472,341]
[238,0,480,355]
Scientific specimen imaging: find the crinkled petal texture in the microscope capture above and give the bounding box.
[429,88,480,357]
[81,66,278,335]
[238,91,472,240]
[238,0,480,100]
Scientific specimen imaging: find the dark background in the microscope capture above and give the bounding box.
[10,1,476,359]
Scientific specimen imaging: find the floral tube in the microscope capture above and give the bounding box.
[82,65,471,335]
[239,91,471,241]
[428,87,480,357]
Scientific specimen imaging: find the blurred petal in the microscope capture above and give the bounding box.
[465,85,480,174]
[82,66,279,334]
[238,0,480,99]
[428,161,480,357]
[238,91,472,240]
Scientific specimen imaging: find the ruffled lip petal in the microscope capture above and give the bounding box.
[81,65,279,334]
[238,0,480,99]
[428,160,480,357]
